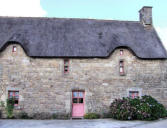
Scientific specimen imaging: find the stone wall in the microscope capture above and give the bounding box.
[0,44,167,117]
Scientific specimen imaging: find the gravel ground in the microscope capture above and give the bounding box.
[0,119,166,128]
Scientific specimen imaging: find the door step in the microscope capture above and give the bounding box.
[71,117,83,119]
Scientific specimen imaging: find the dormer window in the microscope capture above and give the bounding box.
[120,50,123,55]
[12,46,17,52]
[64,59,69,74]
[119,60,124,75]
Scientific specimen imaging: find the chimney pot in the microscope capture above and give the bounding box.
[139,6,153,26]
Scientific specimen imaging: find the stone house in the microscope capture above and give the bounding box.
[0,6,167,118]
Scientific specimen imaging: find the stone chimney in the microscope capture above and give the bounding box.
[139,6,152,26]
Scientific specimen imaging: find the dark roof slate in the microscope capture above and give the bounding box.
[0,17,167,59]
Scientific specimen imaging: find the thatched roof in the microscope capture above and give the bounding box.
[0,17,166,59]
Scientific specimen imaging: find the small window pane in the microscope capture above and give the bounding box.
[73,92,78,97]
[120,67,123,73]
[64,66,68,71]
[64,69,68,71]
[14,100,18,104]
[14,100,18,107]
[13,46,17,52]
[9,95,13,98]
[9,92,13,96]
[78,92,83,97]
[79,98,83,103]
[120,50,123,55]
[15,91,19,95]
[15,95,19,99]
[64,60,69,66]
[129,91,139,99]
[120,62,123,66]
[73,98,78,103]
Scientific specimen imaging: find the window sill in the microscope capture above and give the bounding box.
[14,106,22,110]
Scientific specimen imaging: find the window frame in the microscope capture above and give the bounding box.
[8,90,19,107]
[12,46,17,52]
[64,59,69,74]
[119,60,125,75]
[72,91,84,104]
[129,91,139,99]
[120,49,123,55]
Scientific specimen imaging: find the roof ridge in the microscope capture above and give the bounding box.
[0,16,140,23]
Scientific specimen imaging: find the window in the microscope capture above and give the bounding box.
[72,91,84,104]
[119,60,124,75]
[120,50,123,55]
[64,59,69,74]
[8,91,19,107]
[12,46,17,52]
[129,91,139,99]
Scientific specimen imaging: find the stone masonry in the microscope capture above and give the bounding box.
[0,44,167,117]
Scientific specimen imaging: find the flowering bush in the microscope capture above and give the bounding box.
[110,95,167,120]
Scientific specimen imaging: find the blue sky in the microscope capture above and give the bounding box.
[0,0,166,49]
[41,0,167,27]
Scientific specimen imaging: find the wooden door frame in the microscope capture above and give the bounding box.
[72,90,85,118]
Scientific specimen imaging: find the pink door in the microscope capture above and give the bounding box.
[72,91,85,117]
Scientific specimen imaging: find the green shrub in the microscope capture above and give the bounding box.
[102,112,112,118]
[0,101,5,107]
[17,112,30,119]
[52,113,57,119]
[32,112,70,120]
[84,113,100,119]
[110,95,167,120]
[5,98,15,119]
[32,112,52,120]
[52,113,70,119]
